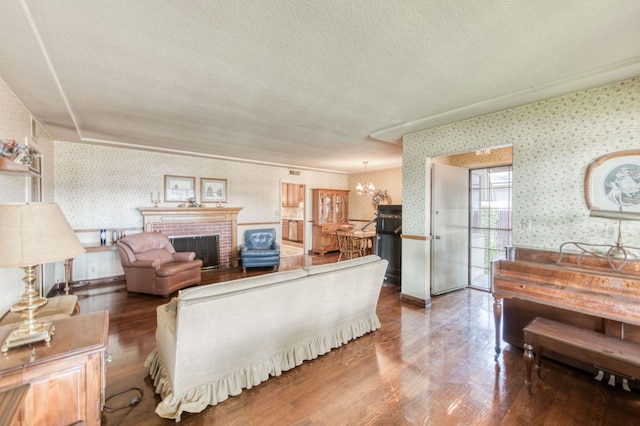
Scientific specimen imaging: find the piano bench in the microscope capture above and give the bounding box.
[523,317,640,393]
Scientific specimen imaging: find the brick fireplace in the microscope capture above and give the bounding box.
[138,207,242,269]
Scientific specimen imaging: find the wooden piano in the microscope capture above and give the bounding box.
[491,247,640,390]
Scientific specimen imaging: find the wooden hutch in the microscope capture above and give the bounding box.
[311,188,349,254]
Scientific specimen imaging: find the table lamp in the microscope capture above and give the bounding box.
[0,203,85,352]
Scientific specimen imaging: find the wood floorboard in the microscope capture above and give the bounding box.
[57,253,640,425]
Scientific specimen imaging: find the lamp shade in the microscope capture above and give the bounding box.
[0,203,85,267]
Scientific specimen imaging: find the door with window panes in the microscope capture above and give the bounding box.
[469,166,512,290]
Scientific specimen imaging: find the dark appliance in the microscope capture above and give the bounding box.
[375,205,402,285]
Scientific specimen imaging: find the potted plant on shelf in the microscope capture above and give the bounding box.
[0,139,35,172]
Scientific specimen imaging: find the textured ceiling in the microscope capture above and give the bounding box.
[1,1,639,173]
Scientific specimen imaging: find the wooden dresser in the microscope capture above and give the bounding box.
[311,188,349,254]
[0,310,109,425]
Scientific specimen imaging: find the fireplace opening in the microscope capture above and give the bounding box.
[169,234,220,269]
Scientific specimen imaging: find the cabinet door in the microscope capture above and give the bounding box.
[335,193,347,223]
[286,184,294,207]
[328,231,338,250]
[282,184,288,207]
[321,227,331,249]
[319,193,335,224]
[323,226,338,251]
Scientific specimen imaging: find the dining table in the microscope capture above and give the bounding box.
[340,229,376,256]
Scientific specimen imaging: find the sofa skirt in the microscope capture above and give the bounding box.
[145,314,381,419]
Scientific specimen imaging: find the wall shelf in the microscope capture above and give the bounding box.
[0,157,30,175]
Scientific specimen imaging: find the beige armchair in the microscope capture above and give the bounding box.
[117,232,202,296]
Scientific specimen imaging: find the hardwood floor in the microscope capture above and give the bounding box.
[62,254,640,425]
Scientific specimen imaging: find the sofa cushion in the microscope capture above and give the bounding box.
[241,249,280,258]
[178,269,308,303]
[136,248,174,265]
[304,254,381,276]
[123,232,175,253]
[156,260,203,277]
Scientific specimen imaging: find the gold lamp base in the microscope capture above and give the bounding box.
[1,265,55,353]
[2,321,55,353]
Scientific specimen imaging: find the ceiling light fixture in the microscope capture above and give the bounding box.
[356,161,375,195]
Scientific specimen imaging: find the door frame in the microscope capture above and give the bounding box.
[280,181,307,252]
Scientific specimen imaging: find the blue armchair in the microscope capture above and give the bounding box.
[240,228,281,272]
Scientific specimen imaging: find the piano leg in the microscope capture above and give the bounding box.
[493,297,503,357]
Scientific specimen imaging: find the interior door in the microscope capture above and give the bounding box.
[431,163,469,295]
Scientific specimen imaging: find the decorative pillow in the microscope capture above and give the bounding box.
[135,248,174,265]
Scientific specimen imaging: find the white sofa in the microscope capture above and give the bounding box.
[145,255,388,420]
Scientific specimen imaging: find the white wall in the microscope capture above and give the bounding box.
[402,77,640,303]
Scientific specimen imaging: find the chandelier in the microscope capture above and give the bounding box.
[356,161,375,195]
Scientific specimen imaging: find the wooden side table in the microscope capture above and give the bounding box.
[0,311,109,425]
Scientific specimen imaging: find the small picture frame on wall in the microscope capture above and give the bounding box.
[164,175,195,202]
[201,178,228,203]
[584,149,640,219]
[30,117,41,142]
[28,145,41,175]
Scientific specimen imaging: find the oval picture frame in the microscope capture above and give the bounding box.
[584,149,640,220]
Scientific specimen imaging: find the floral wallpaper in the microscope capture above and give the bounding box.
[54,142,347,230]
[404,77,640,250]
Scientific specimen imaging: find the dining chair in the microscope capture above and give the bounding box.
[336,230,364,261]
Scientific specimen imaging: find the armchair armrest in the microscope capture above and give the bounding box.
[172,252,196,262]
[131,259,158,268]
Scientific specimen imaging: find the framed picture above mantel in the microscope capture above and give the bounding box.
[164,175,195,202]
[201,178,228,203]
